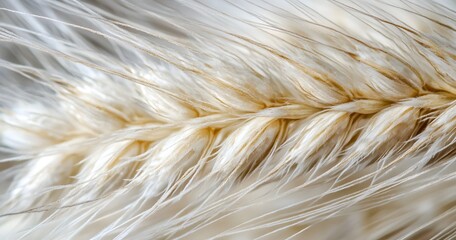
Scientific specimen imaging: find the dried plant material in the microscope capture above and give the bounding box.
[1,0,456,239]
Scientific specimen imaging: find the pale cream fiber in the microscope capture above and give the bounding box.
[1,0,456,239]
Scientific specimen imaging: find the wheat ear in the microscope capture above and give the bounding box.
[1,0,456,239]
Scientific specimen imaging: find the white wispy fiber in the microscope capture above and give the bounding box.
[0,0,456,239]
